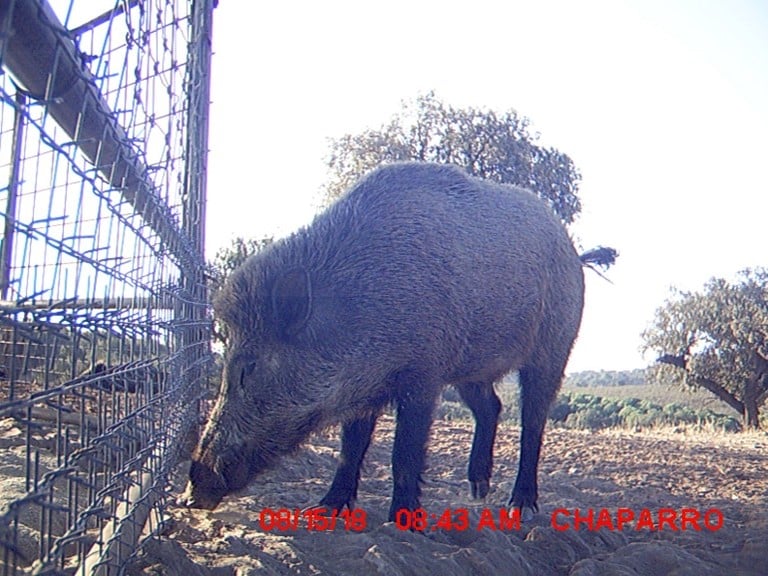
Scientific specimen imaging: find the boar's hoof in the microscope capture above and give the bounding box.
[319,482,360,512]
[516,506,536,522]
[469,479,490,499]
[301,501,354,519]
[318,493,356,513]
[388,498,421,523]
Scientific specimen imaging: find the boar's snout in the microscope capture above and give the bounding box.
[183,489,223,510]
[185,442,260,510]
[184,460,228,510]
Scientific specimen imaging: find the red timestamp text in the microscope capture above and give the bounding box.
[258,507,367,532]
[394,507,522,532]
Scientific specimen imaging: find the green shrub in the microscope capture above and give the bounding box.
[547,391,740,432]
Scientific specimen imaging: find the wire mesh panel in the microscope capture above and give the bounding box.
[0,1,213,574]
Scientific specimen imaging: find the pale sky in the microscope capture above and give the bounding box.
[205,0,768,373]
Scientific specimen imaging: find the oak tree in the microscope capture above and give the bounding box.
[642,268,768,429]
[323,92,582,224]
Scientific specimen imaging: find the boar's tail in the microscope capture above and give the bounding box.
[579,246,618,281]
[579,246,618,269]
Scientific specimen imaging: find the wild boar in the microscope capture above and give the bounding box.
[186,162,586,521]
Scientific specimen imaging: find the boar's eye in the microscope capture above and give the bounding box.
[239,362,256,389]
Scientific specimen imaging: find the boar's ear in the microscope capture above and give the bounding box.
[271,268,312,338]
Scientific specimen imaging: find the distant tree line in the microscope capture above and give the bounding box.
[564,369,647,388]
[437,389,741,432]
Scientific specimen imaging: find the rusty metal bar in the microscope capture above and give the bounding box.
[0,92,25,300]
[0,0,200,273]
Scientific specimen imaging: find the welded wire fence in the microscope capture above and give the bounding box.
[0,1,213,574]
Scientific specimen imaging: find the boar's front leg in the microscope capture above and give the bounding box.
[320,414,377,511]
[388,378,439,522]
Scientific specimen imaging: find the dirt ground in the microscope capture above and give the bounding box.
[127,415,768,576]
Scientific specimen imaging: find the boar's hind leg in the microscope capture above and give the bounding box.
[389,381,439,522]
[456,382,501,498]
[319,414,377,511]
[456,381,502,499]
[509,364,562,518]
